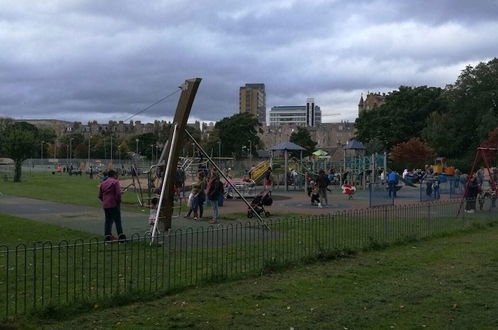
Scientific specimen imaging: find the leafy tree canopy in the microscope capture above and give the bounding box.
[355,86,446,151]
[289,126,317,157]
[210,113,261,159]
[2,122,38,182]
[422,58,498,159]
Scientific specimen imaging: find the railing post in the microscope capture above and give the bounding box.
[1,245,9,319]
[32,242,37,311]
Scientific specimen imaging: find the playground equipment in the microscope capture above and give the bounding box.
[432,157,455,176]
[457,146,498,216]
[124,164,144,206]
[270,141,305,191]
[250,160,270,182]
[147,78,269,242]
[341,152,387,189]
[341,183,356,199]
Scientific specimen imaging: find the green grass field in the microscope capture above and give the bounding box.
[1,207,496,323]
[2,174,497,328]
[6,222,498,329]
[0,172,146,212]
[0,214,94,246]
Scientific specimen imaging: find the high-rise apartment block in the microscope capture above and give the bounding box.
[306,98,316,127]
[239,83,266,124]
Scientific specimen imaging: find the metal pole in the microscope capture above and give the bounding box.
[185,129,269,229]
[342,149,346,185]
[88,137,91,164]
[383,151,387,177]
[151,124,178,242]
[285,149,288,191]
[110,136,113,164]
[40,141,44,160]
[249,140,252,164]
[69,138,73,164]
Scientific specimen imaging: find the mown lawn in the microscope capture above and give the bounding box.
[6,223,498,329]
[0,213,94,246]
[0,172,152,213]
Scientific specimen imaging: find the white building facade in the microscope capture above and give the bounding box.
[269,101,322,127]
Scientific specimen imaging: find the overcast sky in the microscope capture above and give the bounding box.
[1,0,498,125]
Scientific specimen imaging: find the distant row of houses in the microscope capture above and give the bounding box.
[19,91,385,155]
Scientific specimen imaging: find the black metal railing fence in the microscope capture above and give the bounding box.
[1,199,496,319]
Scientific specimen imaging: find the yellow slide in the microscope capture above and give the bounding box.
[250,160,270,182]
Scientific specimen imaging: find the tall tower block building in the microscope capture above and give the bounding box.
[239,83,266,124]
[306,98,316,127]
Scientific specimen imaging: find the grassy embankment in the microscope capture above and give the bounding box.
[1,172,143,212]
[3,219,497,329]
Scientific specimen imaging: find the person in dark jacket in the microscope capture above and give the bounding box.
[465,175,479,213]
[98,169,125,241]
[316,169,330,208]
[206,168,223,224]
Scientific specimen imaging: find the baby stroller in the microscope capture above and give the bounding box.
[247,190,273,218]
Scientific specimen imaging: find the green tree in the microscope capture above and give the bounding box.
[355,86,446,151]
[131,133,156,160]
[289,126,317,157]
[37,128,57,158]
[209,113,261,159]
[2,123,37,182]
[423,58,498,160]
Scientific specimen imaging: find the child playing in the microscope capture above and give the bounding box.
[309,181,320,206]
[147,197,159,233]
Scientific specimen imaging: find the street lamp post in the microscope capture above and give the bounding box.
[69,138,74,163]
[40,141,45,160]
[248,139,252,164]
[217,141,221,158]
[135,139,139,155]
[191,143,195,157]
[150,144,154,164]
[53,141,57,159]
[66,145,69,166]
[117,146,121,168]
[110,136,113,164]
[88,136,91,164]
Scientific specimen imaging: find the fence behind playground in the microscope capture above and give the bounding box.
[369,175,466,207]
[1,199,497,320]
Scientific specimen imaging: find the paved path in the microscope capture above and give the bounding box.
[0,185,433,237]
[0,195,211,236]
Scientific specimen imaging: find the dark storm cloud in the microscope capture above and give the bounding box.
[1,0,497,123]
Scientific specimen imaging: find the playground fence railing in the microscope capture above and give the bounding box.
[368,182,394,207]
[1,199,497,320]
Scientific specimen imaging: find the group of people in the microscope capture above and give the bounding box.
[185,168,224,224]
[465,167,498,213]
[306,169,334,208]
[385,167,453,199]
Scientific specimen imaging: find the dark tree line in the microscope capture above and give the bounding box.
[355,58,498,170]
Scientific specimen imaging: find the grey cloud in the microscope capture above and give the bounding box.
[1,0,498,124]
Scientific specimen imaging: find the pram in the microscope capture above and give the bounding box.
[247,190,273,218]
